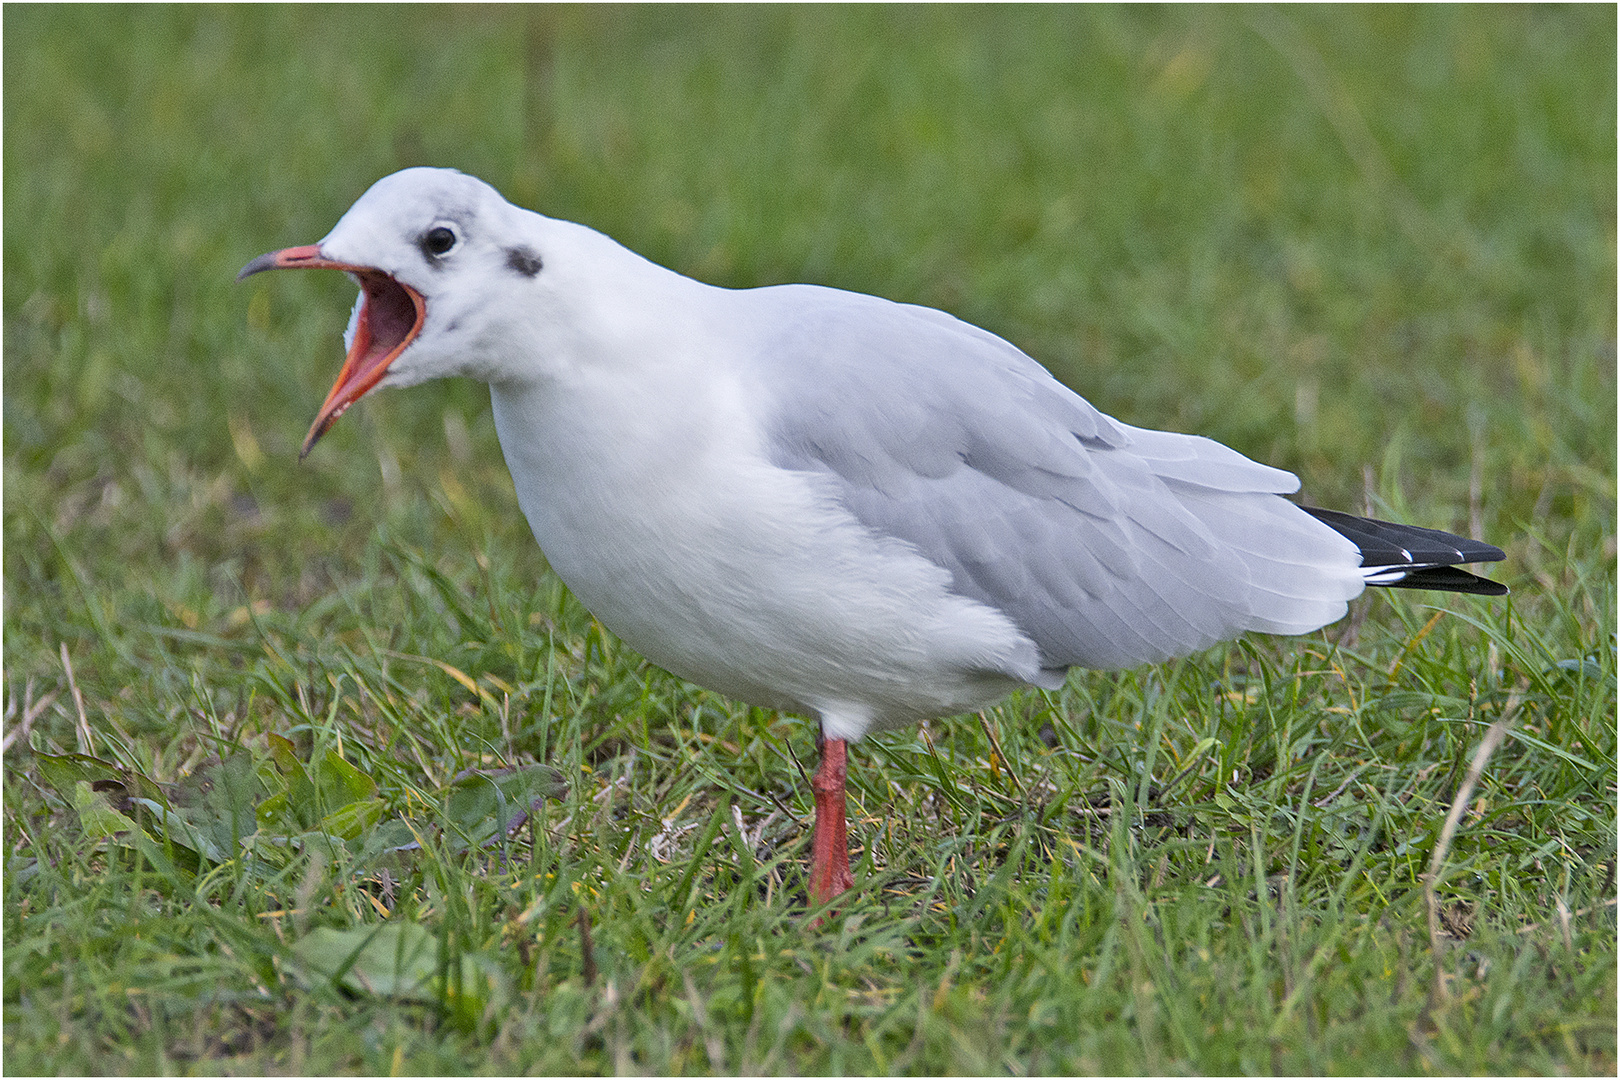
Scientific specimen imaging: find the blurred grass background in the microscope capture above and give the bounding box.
[4,5,1614,1073]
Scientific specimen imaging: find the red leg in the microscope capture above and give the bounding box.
[808,733,855,908]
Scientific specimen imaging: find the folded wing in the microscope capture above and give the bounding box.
[756,288,1370,675]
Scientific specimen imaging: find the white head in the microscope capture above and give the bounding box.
[240,167,659,456]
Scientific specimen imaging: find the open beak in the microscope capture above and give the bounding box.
[239,245,427,457]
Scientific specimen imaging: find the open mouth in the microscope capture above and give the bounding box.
[238,245,427,456]
[311,268,424,436]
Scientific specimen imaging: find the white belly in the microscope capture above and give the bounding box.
[489,375,1039,739]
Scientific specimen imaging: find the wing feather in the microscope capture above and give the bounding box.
[753,286,1363,671]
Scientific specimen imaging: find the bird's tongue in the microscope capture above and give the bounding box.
[302,267,426,456]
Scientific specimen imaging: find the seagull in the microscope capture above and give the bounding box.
[241,167,1506,909]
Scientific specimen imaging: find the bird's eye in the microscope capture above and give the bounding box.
[421,226,457,257]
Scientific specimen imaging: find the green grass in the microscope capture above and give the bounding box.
[4,5,1614,1074]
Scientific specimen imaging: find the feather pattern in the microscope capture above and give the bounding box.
[1302,507,1507,595]
[753,287,1370,672]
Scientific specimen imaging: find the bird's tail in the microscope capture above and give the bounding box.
[1301,507,1508,596]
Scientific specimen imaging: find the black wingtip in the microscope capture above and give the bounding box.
[1301,506,1509,596]
[1377,566,1509,596]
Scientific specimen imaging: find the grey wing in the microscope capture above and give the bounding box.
[756,288,1365,674]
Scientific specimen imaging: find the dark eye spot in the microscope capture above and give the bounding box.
[421,226,457,258]
[505,246,543,277]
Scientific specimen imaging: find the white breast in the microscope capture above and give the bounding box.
[488,358,1041,741]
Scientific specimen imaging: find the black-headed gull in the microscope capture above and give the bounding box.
[241,168,1505,909]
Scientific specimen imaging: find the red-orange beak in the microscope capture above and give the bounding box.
[239,244,427,457]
